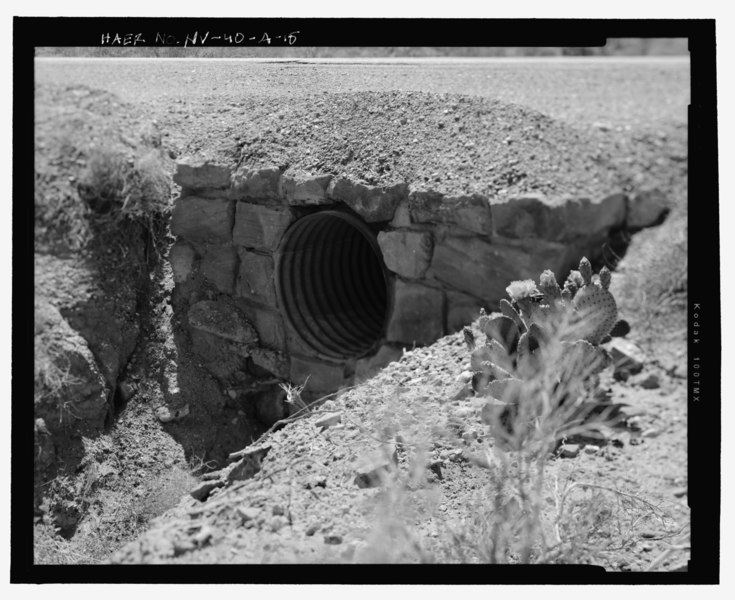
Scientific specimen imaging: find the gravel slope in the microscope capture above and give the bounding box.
[35,59,688,201]
[113,324,689,568]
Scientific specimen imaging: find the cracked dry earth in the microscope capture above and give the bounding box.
[113,323,689,567]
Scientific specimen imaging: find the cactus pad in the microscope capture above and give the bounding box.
[579,257,593,285]
[599,267,612,291]
[539,269,562,304]
[499,298,525,332]
[572,283,618,345]
[480,315,520,354]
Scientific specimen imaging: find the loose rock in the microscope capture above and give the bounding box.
[156,404,190,423]
[608,338,646,379]
[315,412,342,431]
[190,479,224,502]
[633,373,660,389]
[560,444,580,458]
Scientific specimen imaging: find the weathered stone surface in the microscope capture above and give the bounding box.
[172,196,235,244]
[327,176,408,222]
[200,245,238,294]
[169,241,197,284]
[409,189,493,235]
[632,372,660,389]
[565,194,627,237]
[250,347,290,379]
[236,250,276,305]
[240,305,287,350]
[491,194,566,240]
[190,479,225,502]
[233,203,294,251]
[289,356,345,397]
[230,165,282,200]
[355,344,404,381]
[189,329,248,381]
[34,299,109,432]
[390,199,412,228]
[427,235,570,303]
[280,170,333,205]
[608,338,646,379]
[156,403,190,423]
[491,193,627,241]
[61,302,139,390]
[354,445,398,488]
[628,189,668,229]
[386,281,444,345]
[560,444,580,459]
[174,156,232,190]
[188,300,258,344]
[446,291,486,333]
[227,444,271,481]
[315,412,342,431]
[377,230,433,279]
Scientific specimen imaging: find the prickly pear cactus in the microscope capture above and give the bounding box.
[464,257,630,439]
[569,259,618,345]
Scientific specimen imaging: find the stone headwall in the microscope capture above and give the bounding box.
[169,154,666,408]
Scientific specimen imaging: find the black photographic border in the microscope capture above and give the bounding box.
[12,16,720,585]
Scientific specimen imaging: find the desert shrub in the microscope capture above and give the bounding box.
[79,145,170,232]
[140,466,199,520]
[34,336,75,406]
[36,130,172,254]
[356,257,675,565]
[611,211,687,350]
[35,465,199,565]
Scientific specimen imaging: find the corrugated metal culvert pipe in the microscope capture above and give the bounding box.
[275,210,389,360]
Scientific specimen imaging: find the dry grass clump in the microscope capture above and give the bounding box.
[35,127,171,253]
[35,465,199,565]
[34,336,79,408]
[80,146,169,221]
[611,206,687,351]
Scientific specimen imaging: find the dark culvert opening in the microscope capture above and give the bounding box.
[276,210,389,360]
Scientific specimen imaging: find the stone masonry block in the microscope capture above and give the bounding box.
[328,176,408,222]
[390,199,412,228]
[491,193,627,242]
[355,344,404,381]
[427,235,569,304]
[200,245,238,294]
[280,170,333,205]
[250,347,290,379]
[233,203,294,252]
[231,165,282,200]
[563,194,627,237]
[627,189,668,229]
[240,304,287,351]
[409,188,493,236]
[386,280,444,345]
[188,300,258,344]
[289,356,346,396]
[237,250,277,305]
[172,196,235,245]
[446,291,486,333]
[169,240,197,284]
[377,230,433,279]
[173,156,232,190]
